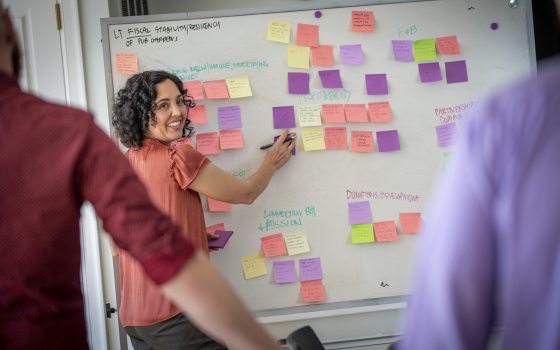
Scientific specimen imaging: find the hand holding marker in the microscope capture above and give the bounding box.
[260,133,296,150]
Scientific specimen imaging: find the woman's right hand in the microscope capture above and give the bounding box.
[264,129,295,170]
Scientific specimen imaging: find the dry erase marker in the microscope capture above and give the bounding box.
[260,134,296,150]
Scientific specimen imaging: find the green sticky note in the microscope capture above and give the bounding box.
[351,223,375,243]
[414,39,437,62]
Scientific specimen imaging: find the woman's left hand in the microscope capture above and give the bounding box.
[207,231,220,251]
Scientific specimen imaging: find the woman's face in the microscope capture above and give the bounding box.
[144,79,188,143]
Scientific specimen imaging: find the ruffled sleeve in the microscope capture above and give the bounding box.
[169,138,211,190]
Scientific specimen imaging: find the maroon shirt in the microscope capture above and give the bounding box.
[0,73,195,349]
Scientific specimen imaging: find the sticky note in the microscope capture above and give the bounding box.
[324,127,348,150]
[318,69,343,88]
[219,130,244,149]
[261,233,288,257]
[351,11,374,32]
[299,257,323,281]
[206,223,225,233]
[351,223,375,243]
[348,201,373,224]
[188,104,208,125]
[183,80,205,100]
[435,122,457,147]
[287,45,310,69]
[311,45,335,66]
[267,19,291,43]
[340,44,364,65]
[115,52,138,75]
[297,105,322,127]
[351,130,374,153]
[414,39,437,62]
[301,127,326,151]
[344,104,368,123]
[207,230,233,249]
[196,132,220,155]
[392,40,414,62]
[301,280,325,303]
[376,130,400,152]
[285,231,311,256]
[203,80,229,99]
[272,106,296,129]
[241,253,267,280]
[217,105,242,130]
[208,197,231,212]
[445,60,468,84]
[273,260,297,284]
[419,62,442,83]
[296,23,319,47]
[373,221,398,242]
[226,76,252,98]
[400,212,422,234]
[288,72,310,94]
[436,35,460,55]
[368,102,392,123]
[322,104,346,123]
[365,74,388,95]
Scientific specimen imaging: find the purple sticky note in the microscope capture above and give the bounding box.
[207,230,234,249]
[274,134,296,155]
[392,40,414,62]
[348,201,372,224]
[365,74,388,95]
[418,62,442,83]
[273,260,297,284]
[217,105,242,130]
[272,106,296,129]
[288,72,310,94]
[445,60,468,84]
[340,44,364,65]
[318,69,343,88]
[435,122,457,147]
[376,130,400,152]
[299,257,323,281]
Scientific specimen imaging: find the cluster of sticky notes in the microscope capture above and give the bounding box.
[347,201,403,243]
[271,257,323,284]
[190,105,245,155]
[287,71,389,94]
[181,76,253,102]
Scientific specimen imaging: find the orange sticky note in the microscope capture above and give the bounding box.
[189,104,208,125]
[115,52,138,75]
[344,104,368,123]
[311,45,335,66]
[367,102,392,123]
[324,127,348,150]
[203,80,229,99]
[373,221,398,242]
[261,233,288,257]
[296,23,319,47]
[208,197,231,212]
[322,104,346,123]
[351,11,374,32]
[183,80,205,100]
[301,280,326,303]
[351,130,374,153]
[219,130,244,149]
[435,35,461,55]
[400,212,422,233]
[196,132,220,155]
[206,223,225,233]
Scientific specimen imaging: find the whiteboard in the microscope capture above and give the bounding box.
[102,0,534,318]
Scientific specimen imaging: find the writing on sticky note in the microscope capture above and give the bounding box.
[445,60,468,84]
[419,62,442,83]
[267,19,291,43]
[288,72,310,94]
[351,223,375,243]
[318,69,343,88]
[376,130,400,152]
[208,197,231,212]
[297,105,322,127]
[365,74,388,95]
[373,221,398,242]
[115,52,138,75]
[285,231,310,256]
[345,104,368,123]
[218,105,242,130]
[392,40,414,62]
[272,106,296,129]
[196,132,220,155]
[368,102,392,123]
[348,201,372,225]
[352,11,374,32]
[435,122,457,147]
[322,104,346,123]
[183,80,205,100]
[261,233,288,257]
[301,127,326,151]
[296,23,319,47]
[219,130,244,149]
[241,253,267,280]
[226,76,252,98]
[351,130,374,153]
[301,280,325,303]
[324,127,348,150]
[414,39,437,62]
[206,223,225,233]
[400,212,422,234]
[273,260,297,284]
[311,45,334,66]
[340,44,364,65]
[299,257,323,281]
[287,45,310,69]
[436,35,460,55]
[189,104,208,125]
[203,80,229,99]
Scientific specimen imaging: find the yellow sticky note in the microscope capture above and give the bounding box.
[267,19,291,44]
[297,105,322,127]
[301,127,326,151]
[226,76,252,99]
[351,223,375,243]
[413,39,437,62]
[115,52,138,75]
[287,45,310,69]
[285,231,310,256]
[240,253,268,280]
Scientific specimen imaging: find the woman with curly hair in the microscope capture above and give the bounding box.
[112,70,294,350]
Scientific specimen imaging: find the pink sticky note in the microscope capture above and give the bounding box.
[301,280,326,303]
[436,35,461,55]
[203,80,229,99]
[373,221,398,242]
[196,132,220,155]
[183,80,205,100]
[296,23,319,47]
[219,130,244,149]
[206,223,225,233]
[400,212,422,234]
[351,11,374,32]
[115,52,138,75]
[344,104,368,123]
[324,127,348,150]
[368,102,392,123]
[311,45,335,66]
[322,104,346,123]
[261,233,288,257]
[208,198,231,212]
[351,130,374,153]
[188,104,208,125]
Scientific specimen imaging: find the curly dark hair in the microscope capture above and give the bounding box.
[112,70,196,148]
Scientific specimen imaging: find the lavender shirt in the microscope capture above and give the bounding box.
[400,57,560,350]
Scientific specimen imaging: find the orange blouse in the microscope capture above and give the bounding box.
[118,138,210,327]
